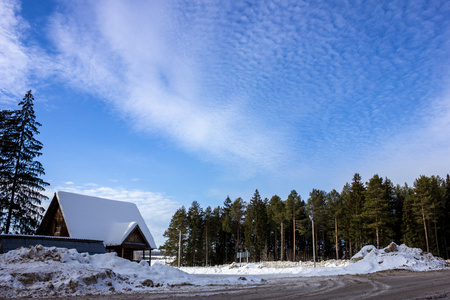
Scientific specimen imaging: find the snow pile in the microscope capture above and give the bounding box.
[0,245,257,298]
[347,243,449,273]
[1,243,448,298]
[181,243,449,277]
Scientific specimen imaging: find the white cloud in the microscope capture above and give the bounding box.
[45,183,181,248]
[357,91,450,186]
[0,0,29,101]
[44,0,291,172]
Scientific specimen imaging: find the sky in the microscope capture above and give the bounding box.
[1,0,450,247]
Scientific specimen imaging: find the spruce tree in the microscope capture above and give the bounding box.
[244,190,269,261]
[348,173,366,254]
[1,91,48,234]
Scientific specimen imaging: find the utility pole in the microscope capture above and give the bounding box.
[310,214,316,268]
[178,230,181,267]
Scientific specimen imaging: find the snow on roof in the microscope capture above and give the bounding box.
[55,191,157,248]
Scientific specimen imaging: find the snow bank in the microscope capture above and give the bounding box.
[0,245,257,298]
[181,243,449,276]
[348,243,449,272]
[1,243,448,298]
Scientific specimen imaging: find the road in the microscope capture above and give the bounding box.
[36,269,450,300]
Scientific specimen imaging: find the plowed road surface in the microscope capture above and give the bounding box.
[42,269,450,299]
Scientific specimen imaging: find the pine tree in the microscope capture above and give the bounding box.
[186,201,204,266]
[413,175,433,253]
[340,183,352,258]
[1,91,48,234]
[161,206,188,265]
[285,190,301,261]
[443,175,450,259]
[325,189,342,259]
[229,197,245,257]
[307,189,327,259]
[401,184,422,247]
[268,195,286,260]
[203,206,213,266]
[363,174,389,249]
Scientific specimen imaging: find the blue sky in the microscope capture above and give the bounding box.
[1,0,450,246]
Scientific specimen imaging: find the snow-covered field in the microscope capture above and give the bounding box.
[0,243,448,298]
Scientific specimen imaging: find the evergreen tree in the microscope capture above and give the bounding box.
[363,174,389,249]
[209,206,224,265]
[443,175,450,258]
[428,175,444,256]
[340,183,352,258]
[401,184,421,247]
[186,201,204,266]
[221,196,234,263]
[1,91,48,234]
[413,175,433,253]
[268,195,286,260]
[307,189,327,259]
[244,189,269,261]
[347,173,366,254]
[387,180,403,244]
[285,190,301,261]
[229,197,245,256]
[325,189,342,259]
[203,206,213,266]
[161,206,188,265]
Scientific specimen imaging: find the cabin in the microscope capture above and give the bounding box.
[36,191,156,263]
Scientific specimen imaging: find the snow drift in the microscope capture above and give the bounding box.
[0,243,448,298]
[0,245,256,298]
[181,243,449,276]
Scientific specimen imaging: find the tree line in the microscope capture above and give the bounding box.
[0,91,48,234]
[161,173,450,266]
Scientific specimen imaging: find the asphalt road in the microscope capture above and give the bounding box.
[33,269,450,300]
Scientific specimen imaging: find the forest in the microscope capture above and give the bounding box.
[160,173,450,266]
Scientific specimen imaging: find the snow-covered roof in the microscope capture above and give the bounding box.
[54,191,157,248]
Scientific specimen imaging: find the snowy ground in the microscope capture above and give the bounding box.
[0,243,448,298]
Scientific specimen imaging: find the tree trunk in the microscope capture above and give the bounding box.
[335,215,339,259]
[205,228,208,266]
[293,218,296,261]
[274,230,278,260]
[315,225,318,260]
[434,220,439,256]
[349,238,352,258]
[375,214,379,249]
[281,221,284,261]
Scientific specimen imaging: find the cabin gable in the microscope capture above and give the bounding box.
[123,225,149,247]
[36,197,69,237]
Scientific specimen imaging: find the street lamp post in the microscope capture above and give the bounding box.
[310,214,316,268]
